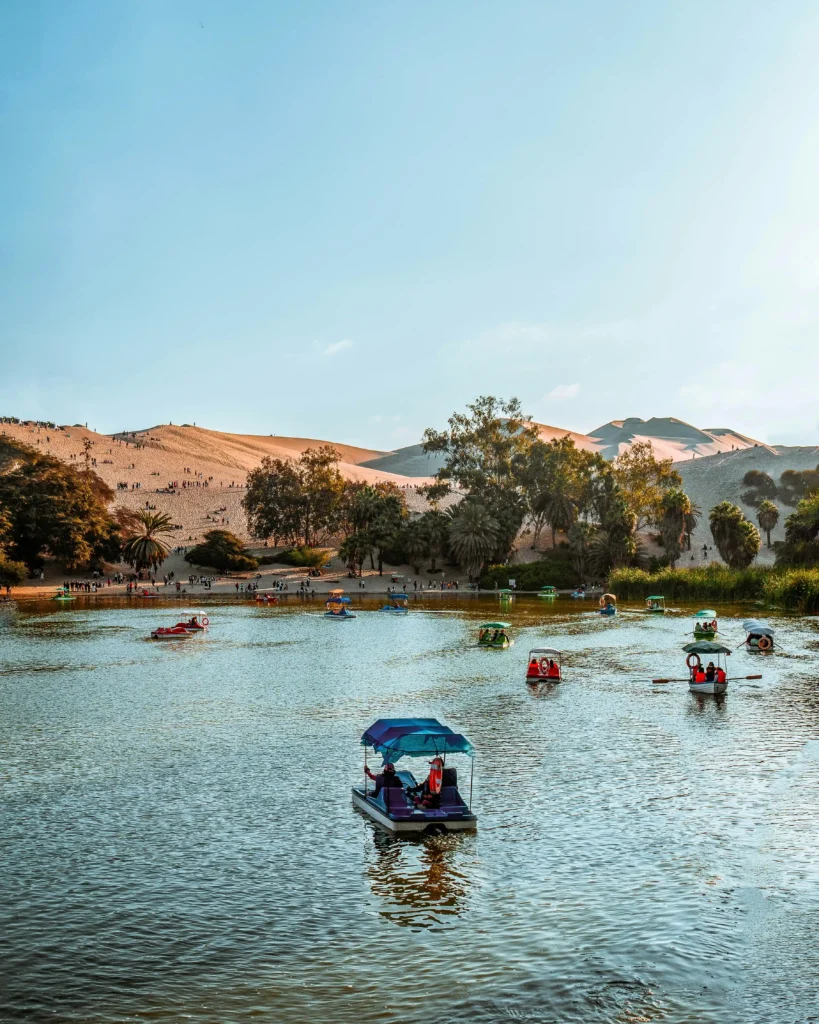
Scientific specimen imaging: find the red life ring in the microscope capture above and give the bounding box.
[202,616,209,626]
[710,620,718,632]
[757,635,772,650]
[686,653,701,670]
[540,658,550,674]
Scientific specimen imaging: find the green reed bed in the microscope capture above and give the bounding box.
[608,565,819,613]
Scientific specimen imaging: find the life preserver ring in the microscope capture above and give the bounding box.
[202,616,209,626]
[686,653,701,670]
[756,635,772,651]
[429,765,443,795]
[540,658,550,674]
[710,620,717,632]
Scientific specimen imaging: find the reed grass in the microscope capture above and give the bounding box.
[608,564,819,613]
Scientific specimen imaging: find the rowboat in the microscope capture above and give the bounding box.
[53,589,75,602]
[682,640,730,694]
[255,590,279,604]
[478,622,511,648]
[525,647,562,682]
[743,619,774,651]
[693,610,718,639]
[352,718,477,833]
[538,586,557,599]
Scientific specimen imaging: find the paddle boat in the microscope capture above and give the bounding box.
[325,590,356,619]
[498,588,514,603]
[255,590,279,605]
[477,622,511,648]
[693,610,718,639]
[137,589,159,599]
[53,588,75,602]
[352,718,477,833]
[682,640,731,694]
[380,593,409,613]
[174,611,209,631]
[646,595,666,614]
[525,647,562,682]
[538,585,557,599]
[599,593,617,616]
[571,587,586,598]
[150,624,195,640]
[743,619,775,651]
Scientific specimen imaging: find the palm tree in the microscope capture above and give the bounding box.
[709,501,760,568]
[684,501,701,551]
[659,488,691,566]
[401,519,429,575]
[756,500,779,548]
[567,521,596,578]
[447,502,499,580]
[339,532,371,576]
[121,511,176,572]
[420,509,449,573]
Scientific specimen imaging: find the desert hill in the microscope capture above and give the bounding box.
[588,417,773,461]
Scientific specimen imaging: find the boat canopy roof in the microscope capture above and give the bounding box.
[390,593,408,599]
[480,622,510,629]
[683,640,732,655]
[529,647,560,657]
[182,610,207,615]
[360,718,474,762]
[326,595,350,603]
[328,589,344,595]
[694,609,717,618]
[647,595,665,600]
[743,619,774,635]
[498,588,513,594]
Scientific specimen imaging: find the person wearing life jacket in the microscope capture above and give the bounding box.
[413,756,444,809]
[547,659,561,679]
[528,657,541,678]
[715,666,727,684]
[694,667,706,683]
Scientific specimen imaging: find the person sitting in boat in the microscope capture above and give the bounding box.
[716,666,726,683]
[411,756,444,809]
[528,657,540,676]
[694,666,706,683]
[364,761,403,800]
[705,662,716,682]
[547,659,560,679]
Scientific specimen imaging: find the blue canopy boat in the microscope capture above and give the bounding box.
[352,718,477,833]
[380,593,409,613]
[325,590,356,619]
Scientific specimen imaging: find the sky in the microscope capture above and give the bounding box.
[2,0,819,450]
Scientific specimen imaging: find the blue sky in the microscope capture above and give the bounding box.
[2,0,819,449]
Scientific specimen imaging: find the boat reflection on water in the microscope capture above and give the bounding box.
[364,826,474,928]
[687,692,728,715]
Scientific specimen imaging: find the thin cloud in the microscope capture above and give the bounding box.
[317,339,354,357]
[547,383,579,400]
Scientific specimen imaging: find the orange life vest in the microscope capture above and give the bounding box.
[429,766,443,795]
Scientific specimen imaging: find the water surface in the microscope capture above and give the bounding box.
[1,597,817,1023]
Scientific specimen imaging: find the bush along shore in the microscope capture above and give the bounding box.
[608,565,819,613]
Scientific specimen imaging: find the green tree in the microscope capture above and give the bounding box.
[567,521,596,578]
[0,551,28,594]
[400,519,430,575]
[122,511,176,572]
[778,466,819,507]
[708,501,760,569]
[338,532,371,576]
[523,437,600,547]
[0,442,119,571]
[243,446,346,547]
[756,500,779,548]
[775,493,819,567]
[741,470,777,508]
[684,501,701,551]
[658,487,691,567]
[613,440,682,530]
[447,500,499,579]
[418,509,449,573]
[185,530,258,572]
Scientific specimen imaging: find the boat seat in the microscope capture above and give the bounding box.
[380,787,412,814]
[438,786,466,810]
[441,767,457,787]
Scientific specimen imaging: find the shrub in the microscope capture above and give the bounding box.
[258,547,330,567]
[185,530,259,572]
[480,550,578,590]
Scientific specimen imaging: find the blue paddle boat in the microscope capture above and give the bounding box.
[380,593,409,613]
[352,718,477,833]
[325,589,356,619]
[599,593,617,616]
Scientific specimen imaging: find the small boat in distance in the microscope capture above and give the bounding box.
[599,593,617,616]
[255,590,279,604]
[478,622,511,648]
[538,585,557,599]
[743,619,774,651]
[325,590,356,619]
[498,588,514,603]
[646,595,666,613]
[682,640,731,694]
[693,610,718,639]
[526,647,562,682]
[352,718,477,833]
[53,588,75,602]
[380,593,409,613]
[571,586,586,598]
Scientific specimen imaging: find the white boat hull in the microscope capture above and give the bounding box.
[351,788,477,833]
[689,681,727,695]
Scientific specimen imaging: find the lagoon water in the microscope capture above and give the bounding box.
[1,596,817,1023]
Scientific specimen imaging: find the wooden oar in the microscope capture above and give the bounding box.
[652,674,762,684]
